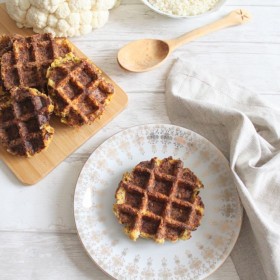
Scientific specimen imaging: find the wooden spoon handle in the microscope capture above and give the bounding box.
[167,9,252,50]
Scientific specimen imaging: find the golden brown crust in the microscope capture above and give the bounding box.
[0,33,73,93]
[0,87,54,157]
[113,157,204,243]
[47,53,114,127]
[0,35,12,58]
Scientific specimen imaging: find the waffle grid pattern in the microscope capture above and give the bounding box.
[47,54,114,127]
[1,34,72,93]
[0,34,12,58]
[0,87,54,157]
[114,157,204,243]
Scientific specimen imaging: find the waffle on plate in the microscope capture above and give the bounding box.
[0,33,73,93]
[113,157,205,243]
[47,53,114,127]
[0,87,54,157]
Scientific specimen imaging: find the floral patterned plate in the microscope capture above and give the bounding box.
[74,124,242,280]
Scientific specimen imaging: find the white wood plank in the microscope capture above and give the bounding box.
[0,232,106,280]
[0,231,240,280]
[74,5,280,44]
[1,0,280,279]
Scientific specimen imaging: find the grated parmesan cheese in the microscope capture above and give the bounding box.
[148,0,220,16]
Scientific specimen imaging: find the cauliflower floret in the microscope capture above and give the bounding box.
[80,11,92,25]
[79,24,92,35]
[91,10,109,29]
[6,7,26,23]
[6,0,121,38]
[92,0,116,10]
[12,0,30,11]
[92,0,121,10]
[66,13,80,28]
[30,0,62,13]
[26,6,48,29]
[68,0,92,12]
[55,2,71,19]
[20,0,31,10]
[47,14,58,27]
[114,0,122,8]
[43,26,57,36]
[6,0,30,22]
[67,27,76,37]
[50,0,63,6]
[57,19,70,32]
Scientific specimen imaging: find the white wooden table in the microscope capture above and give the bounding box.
[0,0,279,279]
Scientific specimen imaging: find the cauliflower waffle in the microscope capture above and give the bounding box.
[47,53,114,127]
[113,157,205,243]
[0,33,73,93]
[0,87,54,157]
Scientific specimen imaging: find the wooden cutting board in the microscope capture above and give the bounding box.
[0,4,128,185]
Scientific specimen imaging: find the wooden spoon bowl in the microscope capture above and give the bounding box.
[118,39,169,72]
[118,9,252,72]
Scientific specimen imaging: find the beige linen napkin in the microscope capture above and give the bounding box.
[166,59,280,280]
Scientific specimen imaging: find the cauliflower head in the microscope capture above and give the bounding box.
[6,0,121,37]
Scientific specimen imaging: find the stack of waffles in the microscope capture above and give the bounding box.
[0,33,114,157]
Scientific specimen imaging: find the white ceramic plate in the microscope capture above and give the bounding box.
[74,124,242,280]
[141,0,227,19]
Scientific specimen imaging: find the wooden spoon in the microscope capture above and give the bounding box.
[117,9,251,72]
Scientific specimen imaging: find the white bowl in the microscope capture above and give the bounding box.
[141,0,227,19]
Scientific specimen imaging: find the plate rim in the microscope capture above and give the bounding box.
[74,123,243,280]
